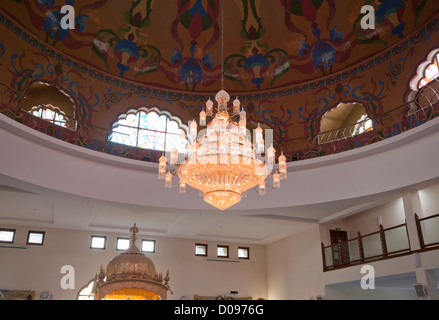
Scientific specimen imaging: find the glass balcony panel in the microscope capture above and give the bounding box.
[420,215,439,246]
[324,246,333,267]
[385,225,410,253]
[362,233,382,259]
[348,239,360,262]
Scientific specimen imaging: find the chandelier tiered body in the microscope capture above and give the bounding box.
[158,89,287,211]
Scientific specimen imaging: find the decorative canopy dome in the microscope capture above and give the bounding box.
[105,224,156,281]
[95,224,172,300]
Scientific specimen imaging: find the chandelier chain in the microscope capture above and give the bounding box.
[221,0,224,90]
[157,0,287,210]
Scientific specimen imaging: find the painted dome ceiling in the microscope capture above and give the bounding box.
[2,0,438,95]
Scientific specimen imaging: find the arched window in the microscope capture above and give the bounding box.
[24,82,75,129]
[318,102,373,144]
[77,278,96,300]
[30,104,68,128]
[108,107,188,153]
[411,49,439,90]
[408,49,439,113]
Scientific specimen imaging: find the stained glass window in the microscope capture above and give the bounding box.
[29,104,68,128]
[108,108,187,153]
[418,52,439,89]
[407,49,439,112]
[409,49,439,92]
[353,114,373,136]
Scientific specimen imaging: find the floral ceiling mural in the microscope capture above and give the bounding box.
[2,0,436,93]
[0,0,439,162]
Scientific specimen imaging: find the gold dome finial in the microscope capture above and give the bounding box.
[129,223,139,246]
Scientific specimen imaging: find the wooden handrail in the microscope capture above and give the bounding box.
[379,225,388,257]
[416,212,439,248]
[322,222,413,271]
[415,213,425,249]
[358,231,364,262]
[417,212,439,221]
[321,242,326,271]
[3,80,439,163]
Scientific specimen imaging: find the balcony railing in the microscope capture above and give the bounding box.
[1,79,439,163]
[415,213,439,249]
[0,82,164,162]
[322,224,411,271]
[322,213,439,271]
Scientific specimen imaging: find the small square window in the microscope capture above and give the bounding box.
[238,247,250,259]
[0,228,15,243]
[141,239,156,253]
[27,231,45,245]
[116,237,130,251]
[90,235,106,249]
[195,243,208,256]
[217,245,229,258]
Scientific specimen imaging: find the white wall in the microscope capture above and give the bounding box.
[0,224,267,300]
[2,113,439,212]
[2,196,439,300]
[267,226,439,300]
[320,197,406,244]
[325,285,418,300]
[419,183,439,217]
[266,182,439,300]
[266,225,324,300]
[2,112,439,300]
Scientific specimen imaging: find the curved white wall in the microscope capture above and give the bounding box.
[1,113,439,211]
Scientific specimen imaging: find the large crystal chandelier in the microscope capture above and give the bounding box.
[157,0,287,210]
[158,92,287,210]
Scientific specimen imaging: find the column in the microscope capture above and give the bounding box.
[415,269,439,300]
[402,191,423,251]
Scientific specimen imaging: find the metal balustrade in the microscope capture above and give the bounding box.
[322,213,439,271]
[322,224,411,271]
[0,82,163,162]
[1,79,439,163]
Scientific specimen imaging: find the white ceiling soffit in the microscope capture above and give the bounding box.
[2,115,439,243]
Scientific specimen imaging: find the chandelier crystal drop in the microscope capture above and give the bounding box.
[158,92,287,211]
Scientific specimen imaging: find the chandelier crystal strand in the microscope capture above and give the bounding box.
[158,0,287,210]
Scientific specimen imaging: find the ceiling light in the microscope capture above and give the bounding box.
[157,0,286,210]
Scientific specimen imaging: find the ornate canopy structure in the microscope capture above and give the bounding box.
[94,224,172,300]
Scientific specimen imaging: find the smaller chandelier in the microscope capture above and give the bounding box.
[158,89,287,211]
